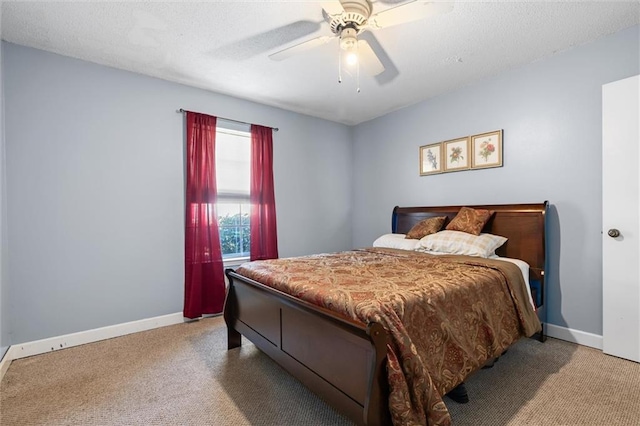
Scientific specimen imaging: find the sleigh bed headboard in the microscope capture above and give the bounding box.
[392,202,549,283]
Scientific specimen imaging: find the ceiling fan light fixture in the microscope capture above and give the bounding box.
[339,27,358,51]
[345,51,358,66]
[338,28,360,91]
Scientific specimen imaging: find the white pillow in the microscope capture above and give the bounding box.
[418,230,507,258]
[372,233,420,250]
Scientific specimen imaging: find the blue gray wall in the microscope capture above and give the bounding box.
[352,25,640,336]
[0,5,9,357]
[3,43,353,344]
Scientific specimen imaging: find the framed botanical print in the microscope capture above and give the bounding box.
[443,137,471,172]
[419,142,443,175]
[471,130,503,169]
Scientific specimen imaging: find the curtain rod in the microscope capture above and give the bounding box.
[177,108,279,132]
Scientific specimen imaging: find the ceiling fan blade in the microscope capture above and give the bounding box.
[357,39,385,76]
[358,31,399,84]
[269,36,334,61]
[370,1,454,29]
[212,20,321,60]
[322,1,345,18]
[322,8,334,24]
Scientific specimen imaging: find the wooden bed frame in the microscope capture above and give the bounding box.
[224,202,548,425]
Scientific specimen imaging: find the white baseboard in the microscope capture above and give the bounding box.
[0,312,184,382]
[546,323,603,350]
[0,346,17,380]
[0,315,603,382]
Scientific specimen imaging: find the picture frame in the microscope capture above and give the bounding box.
[419,142,443,175]
[471,130,503,169]
[443,137,471,172]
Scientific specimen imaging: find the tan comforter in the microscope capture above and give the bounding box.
[236,248,541,425]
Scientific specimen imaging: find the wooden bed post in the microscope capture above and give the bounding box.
[364,322,391,426]
[224,269,242,349]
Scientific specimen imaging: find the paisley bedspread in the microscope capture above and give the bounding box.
[235,248,541,425]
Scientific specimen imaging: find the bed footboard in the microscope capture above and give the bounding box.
[224,269,391,426]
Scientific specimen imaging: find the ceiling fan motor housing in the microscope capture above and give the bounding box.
[329,0,372,35]
[340,27,358,50]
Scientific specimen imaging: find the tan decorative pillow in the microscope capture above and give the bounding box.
[405,216,447,239]
[445,207,493,235]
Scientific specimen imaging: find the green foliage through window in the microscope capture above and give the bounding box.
[218,209,250,258]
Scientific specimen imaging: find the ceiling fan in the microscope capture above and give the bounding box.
[269,0,453,88]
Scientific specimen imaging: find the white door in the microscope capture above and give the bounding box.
[602,74,640,362]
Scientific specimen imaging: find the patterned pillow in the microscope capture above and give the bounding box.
[418,230,507,258]
[405,216,447,239]
[445,207,493,235]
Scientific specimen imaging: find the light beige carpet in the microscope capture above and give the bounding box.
[1,316,639,425]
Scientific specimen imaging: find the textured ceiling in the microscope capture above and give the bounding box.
[1,1,639,125]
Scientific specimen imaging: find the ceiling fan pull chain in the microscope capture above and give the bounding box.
[356,41,361,93]
[338,41,343,83]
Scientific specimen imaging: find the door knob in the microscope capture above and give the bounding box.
[608,229,621,238]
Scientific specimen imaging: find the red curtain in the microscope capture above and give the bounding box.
[250,125,279,261]
[184,112,226,318]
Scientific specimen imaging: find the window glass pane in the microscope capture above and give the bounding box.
[217,200,250,259]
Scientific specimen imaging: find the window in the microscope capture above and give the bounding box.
[216,127,250,260]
